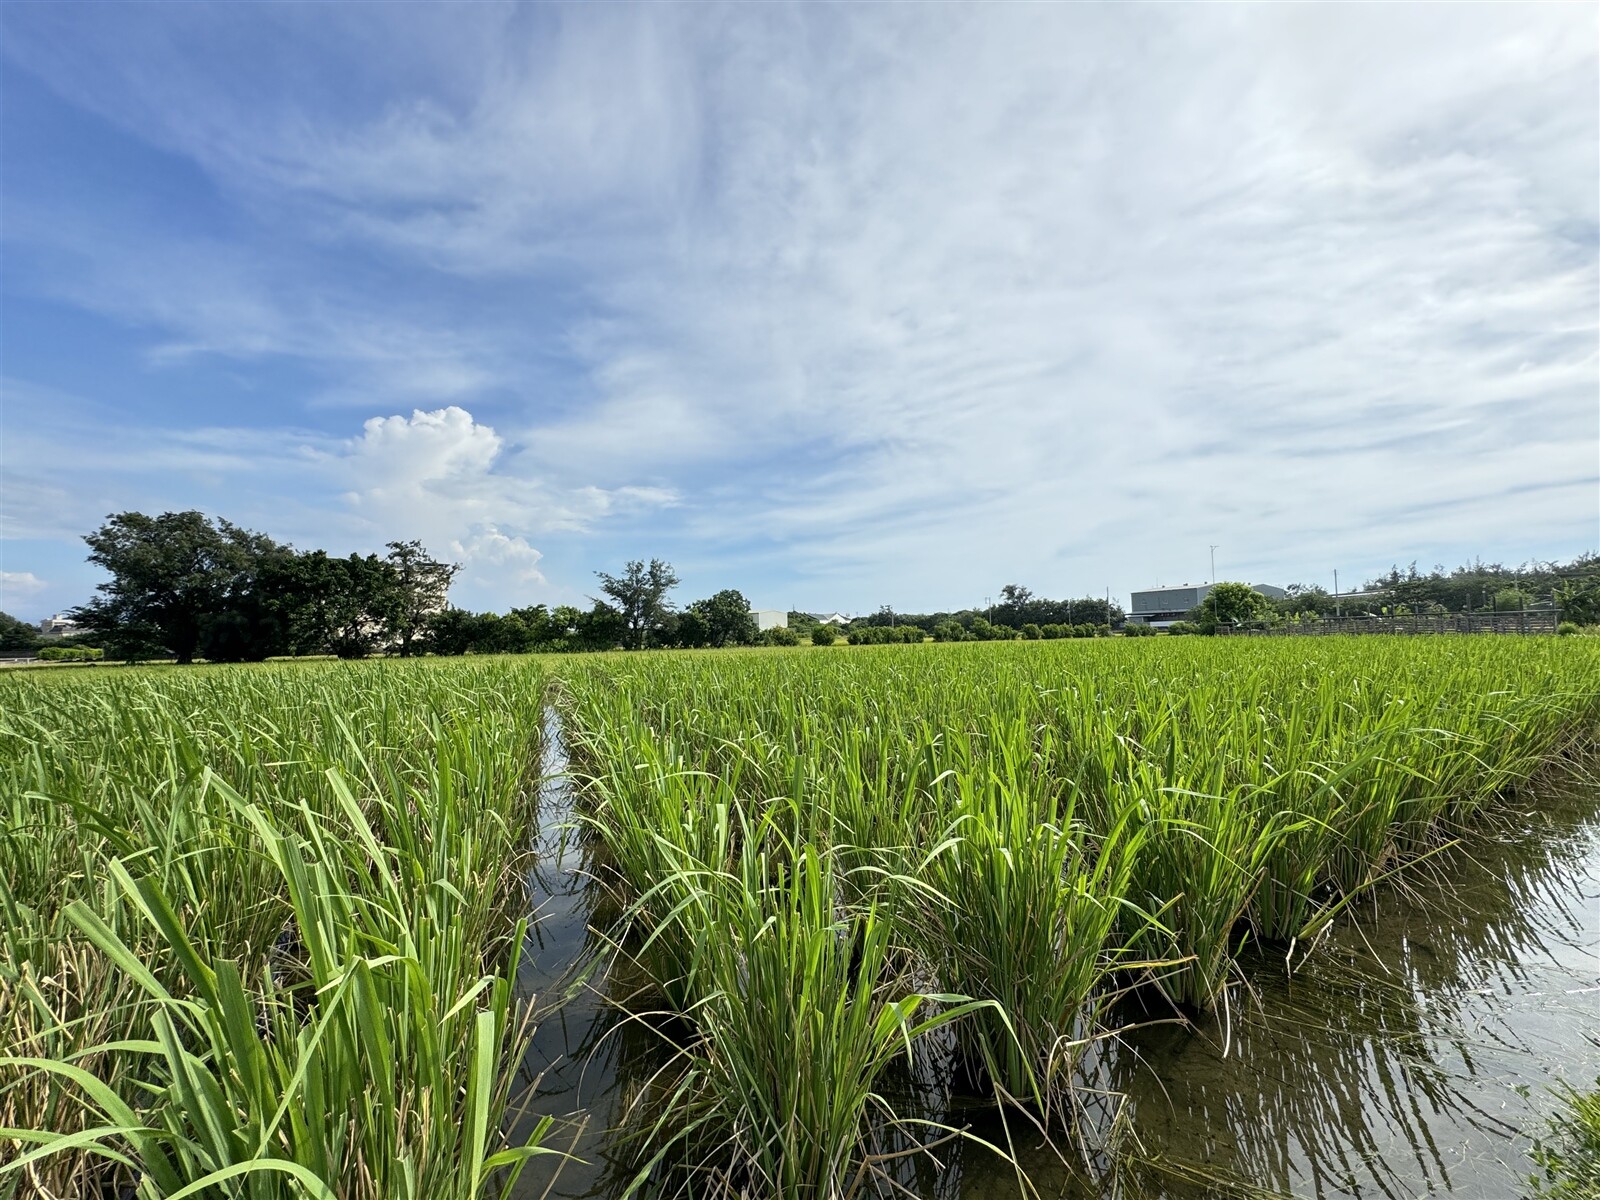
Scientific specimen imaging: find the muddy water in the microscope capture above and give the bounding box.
[509,712,1600,1199]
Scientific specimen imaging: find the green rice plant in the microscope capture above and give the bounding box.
[558,635,1600,1040]
[908,760,1157,1115]
[615,821,996,1200]
[8,635,1600,1197]
[0,658,552,1199]
[1533,1078,1600,1199]
[2,786,551,1199]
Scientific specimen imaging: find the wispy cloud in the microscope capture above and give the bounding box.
[1,3,1593,614]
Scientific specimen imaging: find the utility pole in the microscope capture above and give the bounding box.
[1334,568,1340,619]
[1209,545,1218,584]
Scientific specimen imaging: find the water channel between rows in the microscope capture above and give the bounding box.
[507,709,1600,1199]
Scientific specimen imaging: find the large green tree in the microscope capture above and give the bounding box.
[0,612,40,652]
[1191,581,1274,633]
[72,511,284,663]
[384,540,460,657]
[596,559,680,650]
[691,589,757,648]
[326,553,401,658]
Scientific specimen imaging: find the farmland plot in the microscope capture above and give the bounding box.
[3,637,1598,1199]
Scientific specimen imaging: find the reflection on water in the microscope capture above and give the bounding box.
[505,710,631,1198]
[510,715,1600,1200]
[960,780,1600,1199]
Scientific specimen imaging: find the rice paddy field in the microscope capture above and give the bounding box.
[3,636,1599,1199]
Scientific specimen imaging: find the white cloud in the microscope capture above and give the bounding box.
[324,405,676,541]
[1,5,1594,608]
[0,571,48,600]
[451,527,545,586]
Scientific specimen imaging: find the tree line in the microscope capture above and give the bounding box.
[9,513,1597,662]
[844,584,1126,639]
[27,512,801,663]
[1193,556,1600,633]
[59,512,461,663]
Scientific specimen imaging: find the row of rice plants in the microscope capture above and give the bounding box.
[559,636,1600,1195]
[0,659,553,1200]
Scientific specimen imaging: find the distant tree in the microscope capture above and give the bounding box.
[383,540,459,657]
[71,511,283,664]
[327,553,400,659]
[245,546,331,658]
[427,607,488,656]
[550,605,582,637]
[1276,584,1336,619]
[1190,582,1274,633]
[573,601,627,651]
[693,589,757,648]
[1122,621,1156,637]
[596,559,680,651]
[0,612,40,651]
[1360,556,1600,615]
[787,610,822,634]
[933,620,967,642]
[490,608,537,654]
[677,609,710,648]
[1021,623,1043,640]
[195,535,310,663]
[1493,588,1531,612]
[761,625,801,646]
[1558,582,1600,626]
[996,584,1034,627]
[811,624,838,646]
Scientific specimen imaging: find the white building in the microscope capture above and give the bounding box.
[754,610,787,631]
[808,612,851,626]
[1127,583,1286,628]
[38,614,80,637]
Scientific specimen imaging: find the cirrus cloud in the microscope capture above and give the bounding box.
[0,3,1593,614]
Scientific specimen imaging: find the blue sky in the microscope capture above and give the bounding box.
[2,2,1595,620]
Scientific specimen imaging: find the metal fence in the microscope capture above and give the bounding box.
[1223,609,1561,637]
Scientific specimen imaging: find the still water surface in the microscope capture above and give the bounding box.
[509,714,1599,1199]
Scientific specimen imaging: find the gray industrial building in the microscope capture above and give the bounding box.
[1127,583,1287,628]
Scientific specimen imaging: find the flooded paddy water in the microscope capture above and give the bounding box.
[509,710,1599,1200]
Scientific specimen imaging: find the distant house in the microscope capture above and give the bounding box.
[754,610,787,631]
[808,612,851,626]
[38,614,80,638]
[1127,583,1286,628]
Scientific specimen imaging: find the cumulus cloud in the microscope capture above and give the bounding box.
[325,405,675,542]
[451,527,545,586]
